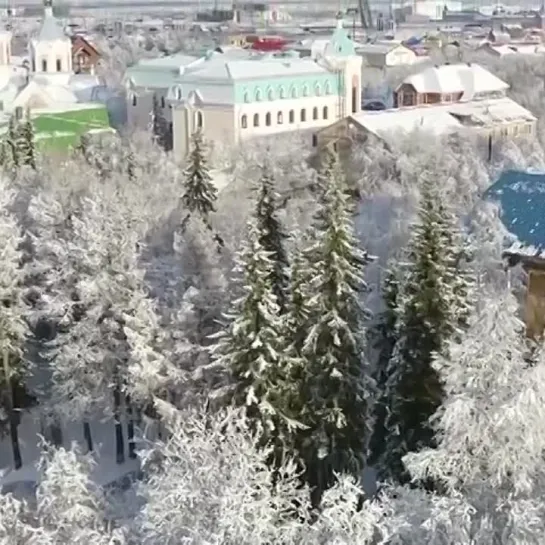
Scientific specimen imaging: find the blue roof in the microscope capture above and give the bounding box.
[484,169,545,252]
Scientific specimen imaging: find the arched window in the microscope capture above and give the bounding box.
[315,83,321,96]
[253,113,259,127]
[267,87,274,101]
[302,84,309,97]
[41,59,47,72]
[161,96,165,108]
[255,88,262,101]
[56,58,62,72]
[279,86,286,99]
[265,112,271,126]
[277,111,283,124]
[241,114,248,129]
[313,107,318,120]
[289,109,294,123]
[244,91,250,103]
[290,86,297,98]
[322,106,328,120]
[175,86,182,100]
[300,109,306,122]
[325,81,332,95]
[132,94,137,106]
[196,111,203,128]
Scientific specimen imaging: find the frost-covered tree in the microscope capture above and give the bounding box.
[17,109,36,170]
[0,180,29,469]
[209,221,291,456]
[294,152,373,504]
[379,181,472,485]
[181,130,218,234]
[151,94,171,151]
[4,116,19,171]
[397,288,545,544]
[134,402,387,545]
[0,444,126,545]
[255,165,289,312]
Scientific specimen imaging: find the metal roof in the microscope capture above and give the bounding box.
[485,169,545,257]
[38,13,67,42]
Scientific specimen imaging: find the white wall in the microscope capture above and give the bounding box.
[235,94,343,138]
[126,87,173,130]
[32,39,72,74]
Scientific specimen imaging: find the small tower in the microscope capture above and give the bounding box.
[30,0,73,77]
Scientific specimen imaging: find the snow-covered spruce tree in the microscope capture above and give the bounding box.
[208,220,293,461]
[396,288,545,544]
[0,179,29,470]
[255,164,290,312]
[17,109,36,170]
[180,130,220,244]
[379,180,472,485]
[5,116,19,171]
[294,151,373,505]
[151,94,171,151]
[368,263,401,467]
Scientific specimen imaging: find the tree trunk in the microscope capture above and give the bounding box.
[113,379,125,464]
[83,420,93,452]
[3,350,21,470]
[126,394,136,459]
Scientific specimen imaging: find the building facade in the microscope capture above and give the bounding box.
[124,19,363,157]
[72,35,101,74]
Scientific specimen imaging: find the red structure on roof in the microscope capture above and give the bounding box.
[248,35,288,51]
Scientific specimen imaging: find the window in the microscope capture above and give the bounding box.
[265,112,271,126]
[132,94,137,106]
[277,111,283,124]
[161,96,165,108]
[302,84,309,97]
[175,86,182,100]
[255,88,262,101]
[312,134,317,147]
[313,107,318,120]
[56,58,62,72]
[289,109,294,123]
[253,113,259,127]
[41,59,47,72]
[290,86,297,98]
[244,91,250,103]
[322,106,328,120]
[241,114,248,129]
[196,111,203,128]
[300,109,306,122]
[267,88,274,101]
[325,81,332,95]
[279,86,286,99]
[315,83,321,96]
[14,106,22,120]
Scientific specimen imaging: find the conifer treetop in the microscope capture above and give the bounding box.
[181,130,217,219]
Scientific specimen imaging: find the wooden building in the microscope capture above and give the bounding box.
[71,35,100,74]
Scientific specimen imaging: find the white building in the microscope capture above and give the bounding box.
[355,42,420,68]
[124,18,363,158]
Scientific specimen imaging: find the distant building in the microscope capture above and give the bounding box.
[124,17,364,158]
[394,62,509,107]
[71,35,101,74]
[355,42,419,68]
[315,62,535,154]
[0,0,112,151]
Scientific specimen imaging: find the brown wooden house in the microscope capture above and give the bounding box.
[72,35,100,74]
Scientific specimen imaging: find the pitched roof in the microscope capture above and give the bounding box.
[38,13,67,42]
[485,169,545,258]
[400,63,509,99]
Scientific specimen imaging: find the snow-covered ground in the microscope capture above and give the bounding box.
[0,409,144,492]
